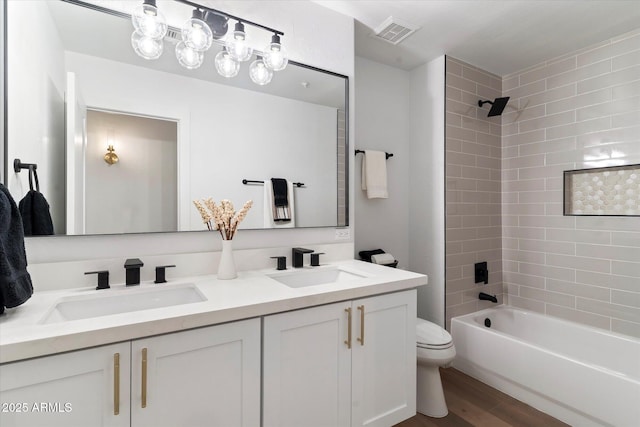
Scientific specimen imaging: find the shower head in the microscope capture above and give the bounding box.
[478,96,510,117]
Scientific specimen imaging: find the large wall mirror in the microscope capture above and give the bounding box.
[5,0,349,236]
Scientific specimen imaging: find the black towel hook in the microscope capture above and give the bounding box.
[14,159,40,192]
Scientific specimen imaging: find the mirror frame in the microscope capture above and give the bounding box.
[2,0,350,236]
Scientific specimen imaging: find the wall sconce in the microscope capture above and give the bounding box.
[104,145,119,165]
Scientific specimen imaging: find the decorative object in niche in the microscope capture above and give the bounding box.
[564,164,639,216]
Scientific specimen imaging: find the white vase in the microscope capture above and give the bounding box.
[217,240,237,279]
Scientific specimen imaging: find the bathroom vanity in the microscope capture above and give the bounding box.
[0,261,426,427]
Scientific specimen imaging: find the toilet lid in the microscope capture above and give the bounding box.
[416,318,452,346]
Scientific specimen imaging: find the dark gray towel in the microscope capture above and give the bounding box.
[19,190,54,236]
[0,184,33,314]
[270,178,291,222]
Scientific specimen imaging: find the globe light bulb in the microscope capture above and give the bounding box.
[215,48,240,78]
[131,1,167,40]
[176,42,204,69]
[263,34,288,71]
[226,22,253,62]
[249,56,273,85]
[131,31,163,60]
[182,10,213,52]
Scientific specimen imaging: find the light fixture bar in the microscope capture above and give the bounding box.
[174,0,284,36]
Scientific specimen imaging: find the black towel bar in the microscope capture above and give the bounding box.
[354,149,393,159]
[242,179,305,188]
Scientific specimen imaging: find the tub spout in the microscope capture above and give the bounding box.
[479,292,498,303]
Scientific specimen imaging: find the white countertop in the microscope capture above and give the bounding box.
[0,260,427,364]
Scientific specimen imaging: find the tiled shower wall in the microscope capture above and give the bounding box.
[445,57,504,330]
[502,28,640,338]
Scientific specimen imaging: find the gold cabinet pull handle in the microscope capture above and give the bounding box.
[113,353,120,416]
[357,305,365,346]
[141,348,148,408]
[344,307,352,349]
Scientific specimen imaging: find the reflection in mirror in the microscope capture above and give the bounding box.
[5,0,348,236]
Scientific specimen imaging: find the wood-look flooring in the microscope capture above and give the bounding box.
[395,368,569,427]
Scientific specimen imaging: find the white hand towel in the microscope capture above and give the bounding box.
[361,150,388,199]
[263,180,295,228]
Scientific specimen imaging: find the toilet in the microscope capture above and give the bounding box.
[416,318,456,418]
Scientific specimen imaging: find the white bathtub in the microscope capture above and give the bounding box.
[451,306,640,427]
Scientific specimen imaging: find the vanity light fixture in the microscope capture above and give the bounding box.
[104,145,119,165]
[249,56,273,85]
[227,22,253,62]
[263,34,288,71]
[130,0,288,85]
[215,47,240,78]
[131,0,167,60]
[181,9,213,52]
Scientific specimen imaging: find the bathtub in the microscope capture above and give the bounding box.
[451,306,640,427]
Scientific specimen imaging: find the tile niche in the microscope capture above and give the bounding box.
[564,164,640,216]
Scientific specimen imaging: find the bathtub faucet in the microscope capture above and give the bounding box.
[479,292,498,303]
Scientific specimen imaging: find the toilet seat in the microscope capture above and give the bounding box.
[417,318,453,349]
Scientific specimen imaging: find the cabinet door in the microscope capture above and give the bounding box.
[351,290,417,427]
[0,342,131,427]
[131,318,260,427]
[263,302,352,427]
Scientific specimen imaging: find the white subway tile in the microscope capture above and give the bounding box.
[612,110,640,128]
[519,137,576,156]
[577,33,640,67]
[575,270,638,291]
[578,65,640,94]
[612,49,640,71]
[547,88,612,115]
[447,73,477,93]
[612,80,640,100]
[577,297,640,323]
[545,304,611,329]
[509,295,546,313]
[520,286,576,307]
[546,278,610,301]
[519,84,575,109]
[611,232,640,247]
[611,289,640,308]
[520,262,575,281]
[612,260,640,277]
[519,111,576,133]
[576,243,640,262]
[547,59,611,90]
[611,319,640,339]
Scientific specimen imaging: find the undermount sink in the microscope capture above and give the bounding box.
[40,283,207,324]
[268,266,368,288]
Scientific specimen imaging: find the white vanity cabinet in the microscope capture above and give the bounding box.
[0,318,261,427]
[0,342,131,427]
[263,290,417,427]
[131,318,261,427]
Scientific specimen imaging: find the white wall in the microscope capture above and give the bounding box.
[85,111,178,234]
[354,55,445,326]
[21,1,355,268]
[6,0,66,233]
[354,57,410,268]
[408,56,446,326]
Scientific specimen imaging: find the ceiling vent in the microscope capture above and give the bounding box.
[371,16,419,45]
[164,27,181,44]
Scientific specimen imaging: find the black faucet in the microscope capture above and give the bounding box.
[479,292,498,303]
[124,258,144,286]
[292,248,314,268]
